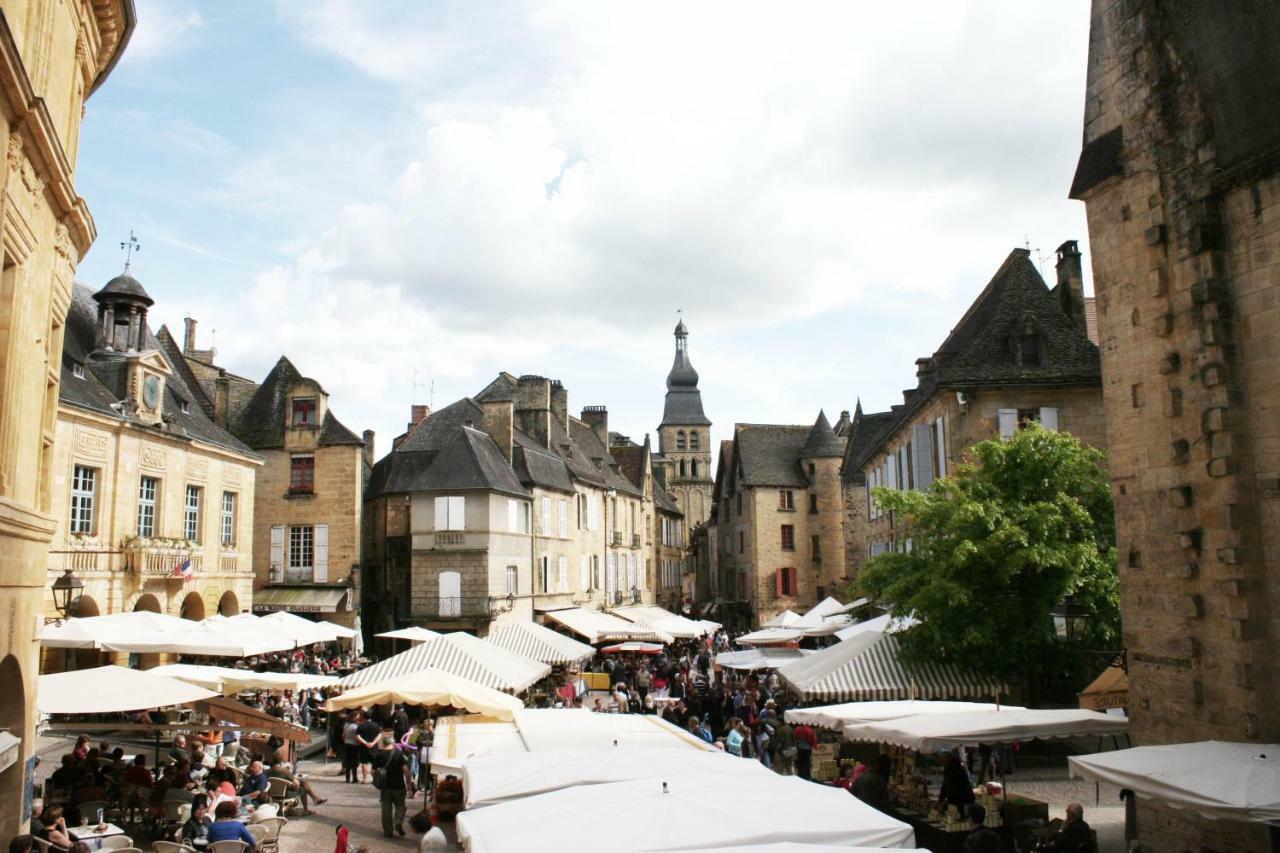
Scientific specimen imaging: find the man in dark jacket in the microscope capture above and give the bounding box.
[961,803,1000,853]
[853,754,891,811]
[1047,802,1094,851]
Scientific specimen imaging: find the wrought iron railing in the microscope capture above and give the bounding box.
[411,596,496,620]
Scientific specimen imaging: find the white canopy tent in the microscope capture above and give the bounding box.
[542,607,674,643]
[340,631,550,692]
[375,626,442,643]
[765,609,803,628]
[39,612,194,648]
[96,623,294,657]
[717,648,811,671]
[736,627,804,646]
[323,668,524,721]
[457,773,917,853]
[843,708,1129,752]
[778,631,1001,702]
[1069,741,1280,825]
[37,665,218,714]
[613,606,709,639]
[258,611,341,644]
[317,620,358,640]
[484,621,595,666]
[653,846,926,853]
[785,700,1025,732]
[462,746,771,808]
[148,664,339,694]
[836,613,919,642]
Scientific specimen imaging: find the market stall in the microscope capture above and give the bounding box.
[375,626,442,643]
[483,621,595,666]
[735,627,804,646]
[149,663,340,694]
[717,647,811,671]
[339,631,550,692]
[37,665,217,714]
[1077,663,1128,712]
[612,605,710,639]
[785,700,1025,732]
[541,606,674,643]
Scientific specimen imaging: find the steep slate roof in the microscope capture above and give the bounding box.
[840,409,897,484]
[660,324,711,427]
[513,429,576,494]
[60,284,258,459]
[226,356,362,450]
[800,410,845,458]
[570,419,642,496]
[733,424,815,488]
[846,248,1101,473]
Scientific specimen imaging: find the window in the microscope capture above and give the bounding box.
[1017,320,1042,367]
[289,525,314,571]
[775,567,798,597]
[558,556,568,592]
[690,460,698,478]
[540,497,551,535]
[70,466,96,534]
[811,534,821,561]
[505,566,518,596]
[736,493,743,515]
[508,498,519,533]
[809,493,818,513]
[289,455,315,494]
[439,571,461,617]
[1018,409,1040,429]
[137,476,159,537]
[291,397,317,426]
[738,531,745,553]
[184,485,202,542]
[780,524,795,551]
[679,459,687,477]
[779,490,794,510]
[592,554,601,589]
[72,362,85,379]
[558,500,568,537]
[676,431,687,450]
[580,554,591,591]
[690,431,700,450]
[539,556,551,593]
[434,496,466,530]
[220,492,237,546]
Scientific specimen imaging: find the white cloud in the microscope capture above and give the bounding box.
[126,0,205,61]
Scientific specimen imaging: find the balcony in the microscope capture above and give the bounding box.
[631,534,641,548]
[611,531,623,546]
[610,590,623,606]
[125,543,203,577]
[410,596,497,621]
[218,554,241,574]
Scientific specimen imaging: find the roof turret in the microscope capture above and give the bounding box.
[661,319,710,426]
[800,409,844,458]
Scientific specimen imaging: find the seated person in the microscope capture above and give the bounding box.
[238,759,271,807]
[268,758,326,814]
[48,755,80,792]
[1046,802,1093,851]
[206,800,257,848]
[409,812,447,849]
[181,800,214,846]
[168,735,192,766]
[31,802,73,851]
[433,774,464,820]
[122,754,154,788]
[69,770,107,808]
[205,755,237,789]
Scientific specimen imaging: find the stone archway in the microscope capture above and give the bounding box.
[180,591,205,621]
[133,593,162,613]
[217,591,239,617]
[0,655,27,834]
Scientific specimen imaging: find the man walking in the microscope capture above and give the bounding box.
[372,734,411,838]
[769,711,797,776]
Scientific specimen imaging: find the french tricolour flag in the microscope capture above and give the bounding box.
[173,558,193,579]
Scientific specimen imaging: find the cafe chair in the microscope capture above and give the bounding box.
[109,848,143,853]
[254,817,287,853]
[245,824,268,846]
[29,838,69,853]
[208,842,249,853]
[265,778,300,815]
[100,837,136,849]
[150,843,195,853]
[249,803,278,822]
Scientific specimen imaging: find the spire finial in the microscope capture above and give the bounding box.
[120,230,141,273]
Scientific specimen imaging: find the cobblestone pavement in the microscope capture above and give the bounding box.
[990,766,1127,852]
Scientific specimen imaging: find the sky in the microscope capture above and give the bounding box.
[74,1,1093,461]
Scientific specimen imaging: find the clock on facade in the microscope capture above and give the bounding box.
[142,374,161,410]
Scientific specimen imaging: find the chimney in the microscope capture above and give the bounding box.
[916,357,936,380]
[833,410,851,436]
[581,405,608,448]
[408,404,430,433]
[481,399,514,464]
[213,374,230,427]
[550,381,570,434]
[1054,240,1087,334]
[362,429,376,470]
[514,375,552,448]
[183,317,198,353]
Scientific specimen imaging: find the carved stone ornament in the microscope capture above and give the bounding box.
[188,458,208,481]
[54,222,78,264]
[74,429,109,460]
[141,443,167,470]
[223,465,242,485]
[7,132,45,207]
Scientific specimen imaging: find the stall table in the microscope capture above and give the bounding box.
[68,822,128,851]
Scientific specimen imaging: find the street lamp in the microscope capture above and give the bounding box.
[1052,594,1088,641]
[51,568,84,620]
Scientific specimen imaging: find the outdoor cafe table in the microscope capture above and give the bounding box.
[68,822,127,851]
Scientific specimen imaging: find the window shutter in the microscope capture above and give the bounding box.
[899,445,911,490]
[314,525,329,582]
[558,556,568,592]
[774,568,783,597]
[935,416,947,478]
[507,499,518,533]
[998,409,1018,439]
[1039,407,1059,431]
[434,497,448,530]
[912,424,934,490]
[449,496,466,530]
[580,554,590,591]
[270,525,285,572]
[558,501,568,537]
[884,454,897,490]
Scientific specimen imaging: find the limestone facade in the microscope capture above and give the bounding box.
[1072,3,1280,849]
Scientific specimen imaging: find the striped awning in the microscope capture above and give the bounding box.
[485,621,596,666]
[252,586,346,613]
[612,606,708,639]
[542,608,673,644]
[340,632,550,693]
[778,631,1001,703]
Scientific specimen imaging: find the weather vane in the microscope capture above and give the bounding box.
[120,230,141,272]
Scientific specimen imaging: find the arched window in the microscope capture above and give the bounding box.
[691,460,699,478]
[676,430,687,450]
[679,459,687,477]
[690,431,700,450]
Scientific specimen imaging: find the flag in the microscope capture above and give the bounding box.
[173,558,193,579]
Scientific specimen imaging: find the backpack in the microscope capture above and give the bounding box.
[372,765,387,790]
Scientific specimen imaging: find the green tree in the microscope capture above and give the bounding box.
[854,424,1120,687]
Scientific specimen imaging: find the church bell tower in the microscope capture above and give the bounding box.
[658,319,713,526]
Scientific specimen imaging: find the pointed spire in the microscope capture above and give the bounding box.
[855,397,863,418]
[801,409,844,458]
[661,317,709,426]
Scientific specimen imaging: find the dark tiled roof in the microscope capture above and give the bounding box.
[654,488,682,515]
[611,443,647,490]
[474,373,518,402]
[840,410,897,484]
[416,427,529,496]
[155,326,214,418]
[319,410,364,447]
[570,419,642,496]
[513,429,576,493]
[60,284,258,460]
[800,410,844,458]
[397,397,485,453]
[220,355,363,451]
[734,424,812,488]
[93,272,153,305]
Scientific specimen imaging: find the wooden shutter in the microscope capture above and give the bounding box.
[541,497,550,535]
[270,525,285,573]
[885,454,897,490]
[314,524,329,582]
[448,496,465,530]
[434,497,448,530]
[1039,407,1059,431]
[774,568,783,597]
[580,554,590,591]
[558,556,568,592]
[899,445,911,490]
[935,417,947,478]
[912,424,934,490]
[998,409,1018,438]
[559,501,568,537]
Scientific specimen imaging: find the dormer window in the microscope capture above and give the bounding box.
[72,363,85,379]
[1013,317,1043,367]
[179,400,190,414]
[292,397,317,427]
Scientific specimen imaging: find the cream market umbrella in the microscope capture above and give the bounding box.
[259,611,340,644]
[97,623,293,657]
[1069,741,1280,825]
[735,627,804,646]
[37,665,217,714]
[375,626,441,643]
[652,845,928,853]
[147,663,228,691]
[785,700,1026,731]
[843,707,1129,752]
[39,612,193,649]
[317,620,358,639]
[765,609,803,628]
[341,632,549,692]
[613,606,708,639]
[149,664,340,694]
[458,773,916,853]
[323,667,523,720]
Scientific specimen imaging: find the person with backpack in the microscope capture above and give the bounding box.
[371,734,411,839]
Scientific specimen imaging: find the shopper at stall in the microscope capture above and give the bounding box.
[1045,802,1092,851]
[853,755,891,811]
[794,720,817,780]
[373,733,411,838]
[939,751,976,810]
[355,712,382,784]
[961,804,1000,852]
[769,712,798,776]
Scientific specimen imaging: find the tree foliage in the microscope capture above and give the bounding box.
[854,424,1120,685]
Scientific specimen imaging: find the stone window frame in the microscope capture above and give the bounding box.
[780,524,795,551]
[183,484,202,542]
[291,396,318,427]
[137,475,160,538]
[289,454,315,495]
[70,464,97,535]
[220,491,237,547]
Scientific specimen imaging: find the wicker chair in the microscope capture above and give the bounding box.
[99,837,136,849]
[150,842,195,853]
[207,842,248,853]
[266,777,300,815]
[254,816,287,853]
[245,824,268,846]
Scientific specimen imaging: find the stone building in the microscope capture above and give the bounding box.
[1071,4,1280,849]
[46,276,260,656]
[0,0,132,837]
[362,374,650,640]
[611,433,688,613]
[168,325,368,629]
[842,246,1107,574]
[708,412,848,627]
[657,320,713,528]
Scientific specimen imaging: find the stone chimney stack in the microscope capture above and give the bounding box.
[408,404,430,433]
[213,375,230,427]
[183,317,197,353]
[480,399,514,463]
[362,429,376,469]
[514,375,552,448]
[581,405,609,448]
[1054,239,1088,334]
[550,381,570,434]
